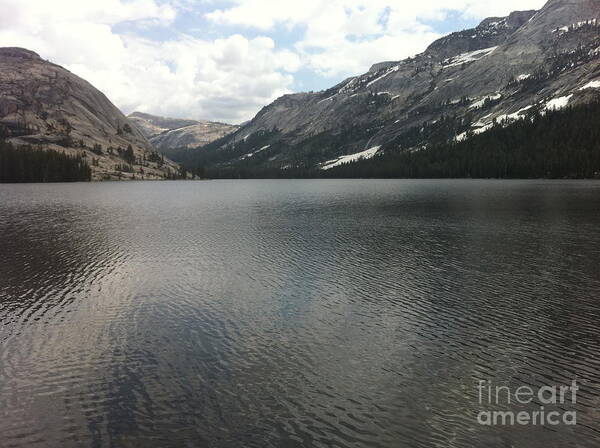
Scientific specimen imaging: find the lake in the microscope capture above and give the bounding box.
[1,179,600,448]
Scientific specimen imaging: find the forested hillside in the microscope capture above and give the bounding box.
[0,139,91,182]
[183,0,600,173]
[325,100,600,179]
[186,100,600,179]
[0,47,179,180]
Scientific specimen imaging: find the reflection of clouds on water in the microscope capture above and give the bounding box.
[1,180,600,447]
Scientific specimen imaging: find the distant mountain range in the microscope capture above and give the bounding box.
[1,0,599,181]
[0,48,180,180]
[178,0,600,176]
[0,46,235,181]
[128,112,238,151]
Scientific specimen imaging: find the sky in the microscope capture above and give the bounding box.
[0,0,546,124]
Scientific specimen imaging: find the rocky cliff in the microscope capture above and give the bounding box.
[197,0,600,172]
[128,112,238,150]
[0,48,180,180]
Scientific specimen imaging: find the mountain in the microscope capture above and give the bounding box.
[128,112,238,151]
[320,99,600,179]
[0,48,180,180]
[184,0,600,176]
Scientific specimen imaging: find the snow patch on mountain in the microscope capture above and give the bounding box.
[552,18,598,35]
[579,80,600,90]
[321,146,381,170]
[442,47,498,68]
[456,105,534,142]
[544,95,573,111]
[366,66,400,87]
[496,105,535,122]
[455,123,494,142]
[469,94,502,109]
[241,145,271,159]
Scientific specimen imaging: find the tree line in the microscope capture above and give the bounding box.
[325,100,600,179]
[182,99,600,179]
[0,139,91,182]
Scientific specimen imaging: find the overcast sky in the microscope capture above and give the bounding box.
[0,0,546,123]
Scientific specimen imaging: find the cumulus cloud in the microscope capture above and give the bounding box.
[0,0,298,123]
[207,0,547,29]
[207,0,547,77]
[0,0,547,122]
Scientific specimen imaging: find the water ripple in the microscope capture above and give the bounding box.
[1,180,600,447]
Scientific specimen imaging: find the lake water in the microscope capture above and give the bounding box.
[1,180,600,448]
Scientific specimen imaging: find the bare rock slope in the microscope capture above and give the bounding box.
[128,112,238,150]
[204,0,600,171]
[0,48,179,180]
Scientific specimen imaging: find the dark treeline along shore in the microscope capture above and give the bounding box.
[175,99,600,180]
[325,100,600,179]
[0,139,91,183]
[1,99,600,182]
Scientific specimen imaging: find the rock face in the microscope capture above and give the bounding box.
[206,0,600,171]
[128,112,238,150]
[0,48,179,180]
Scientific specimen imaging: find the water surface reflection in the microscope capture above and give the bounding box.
[1,180,600,447]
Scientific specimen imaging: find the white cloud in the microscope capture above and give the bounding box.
[0,0,298,123]
[207,0,546,77]
[0,0,547,122]
[207,0,547,30]
[65,33,298,123]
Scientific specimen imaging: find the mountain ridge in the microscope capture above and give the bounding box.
[184,0,600,175]
[128,111,239,151]
[0,48,180,180]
